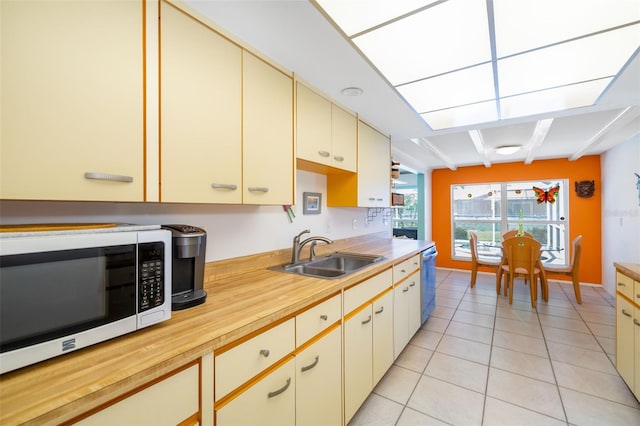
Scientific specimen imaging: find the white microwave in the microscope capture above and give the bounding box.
[0,225,172,374]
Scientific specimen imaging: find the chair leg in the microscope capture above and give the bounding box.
[508,274,514,304]
[470,266,477,288]
[529,273,537,309]
[496,268,502,294]
[572,275,582,304]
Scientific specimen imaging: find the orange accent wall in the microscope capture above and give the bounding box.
[431,156,602,285]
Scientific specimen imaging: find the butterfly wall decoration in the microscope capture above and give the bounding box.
[532,184,559,204]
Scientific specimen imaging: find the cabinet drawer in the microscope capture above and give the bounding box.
[344,269,392,314]
[296,293,341,347]
[215,318,295,400]
[77,363,199,425]
[635,279,640,306]
[393,254,421,283]
[617,272,634,300]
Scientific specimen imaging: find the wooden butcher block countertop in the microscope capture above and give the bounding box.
[615,262,640,282]
[0,233,432,425]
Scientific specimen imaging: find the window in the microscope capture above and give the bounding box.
[452,179,568,266]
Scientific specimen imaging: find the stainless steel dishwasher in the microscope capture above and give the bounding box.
[421,243,437,324]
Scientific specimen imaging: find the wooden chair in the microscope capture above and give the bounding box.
[543,235,583,304]
[469,231,501,288]
[501,236,548,308]
[497,230,534,295]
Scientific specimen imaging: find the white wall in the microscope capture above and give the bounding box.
[0,170,390,262]
[601,136,640,295]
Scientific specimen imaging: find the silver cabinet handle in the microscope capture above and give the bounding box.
[401,269,406,273]
[410,281,416,287]
[622,309,632,318]
[84,172,133,183]
[369,197,376,201]
[259,349,270,357]
[377,198,383,201]
[361,315,372,325]
[300,356,320,372]
[634,319,640,326]
[318,150,330,158]
[320,314,328,321]
[375,306,384,315]
[333,155,344,162]
[248,187,269,192]
[267,377,291,398]
[618,282,626,287]
[212,183,237,190]
[403,287,409,293]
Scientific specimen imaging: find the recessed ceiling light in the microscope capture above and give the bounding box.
[495,145,522,155]
[341,87,363,96]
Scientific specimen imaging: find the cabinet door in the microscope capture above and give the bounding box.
[393,283,410,358]
[357,121,390,207]
[344,305,373,423]
[373,290,394,385]
[296,83,332,166]
[616,295,635,387]
[407,271,422,338]
[1,0,144,201]
[635,306,640,399]
[243,51,293,205]
[216,358,295,426]
[160,2,242,203]
[331,104,357,171]
[77,362,200,425]
[296,326,342,426]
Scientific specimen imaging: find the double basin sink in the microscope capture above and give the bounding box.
[271,252,385,279]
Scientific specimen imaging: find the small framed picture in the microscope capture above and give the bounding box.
[303,192,322,215]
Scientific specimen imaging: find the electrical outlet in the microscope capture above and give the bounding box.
[352,219,358,230]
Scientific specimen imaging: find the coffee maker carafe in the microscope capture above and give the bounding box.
[162,224,207,310]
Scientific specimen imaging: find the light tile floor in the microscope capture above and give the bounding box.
[349,269,640,426]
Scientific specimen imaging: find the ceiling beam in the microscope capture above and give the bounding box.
[468,129,492,168]
[569,107,632,161]
[524,118,554,164]
[411,137,457,170]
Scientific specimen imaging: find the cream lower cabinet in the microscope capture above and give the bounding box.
[296,325,343,426]
[615,271,640,400]
[1,0,144,201]
[242,51,294,205]
[393,271,422,358]
[343,269,393,423]
[76,354,209,425]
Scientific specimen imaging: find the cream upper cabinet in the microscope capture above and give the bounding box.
[1,0,144,201]
[242,51,294,205]
[160,1,242,204]
[358,121,391,207]
[297,83,357,172]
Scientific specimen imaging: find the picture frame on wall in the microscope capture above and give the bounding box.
[303,192,322,215]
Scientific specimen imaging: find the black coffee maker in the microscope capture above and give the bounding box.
[162,224,207,310]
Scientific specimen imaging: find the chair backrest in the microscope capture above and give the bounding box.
[502,236,541,273]
[502,230,534,240]
[469,231,479,261]
[570,235,583,270]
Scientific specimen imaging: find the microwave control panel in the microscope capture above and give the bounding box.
[138,242,165,312]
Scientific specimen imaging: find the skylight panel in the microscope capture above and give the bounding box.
[315,0,439,37]
[493,0,640,57]
[422,101,498,130]
[397,64,495,112]
[498,25,640,97]
[352,0,491,85]
[499,79,612,119]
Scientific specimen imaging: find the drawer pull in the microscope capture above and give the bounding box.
[84,172,133,183]
[318,150,330,158]
[248,187,269,193]
[259,349,270,358]
[622,309,632,318]
[375,306,384,315]
[410,281,416,287]
[403,287,409,293]
[212,183,238,190]
[333,155,344,162]
[267,377,291,398]
[300,356,320,372]
[401,269,406,273]
[320,314,328,321]
[618,282,626,287]
[634,319,640,326]
[361,315,372,325]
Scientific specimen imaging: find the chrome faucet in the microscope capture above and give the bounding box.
[291,229,333,264]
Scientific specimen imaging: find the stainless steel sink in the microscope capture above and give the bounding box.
[271,252,385,279]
